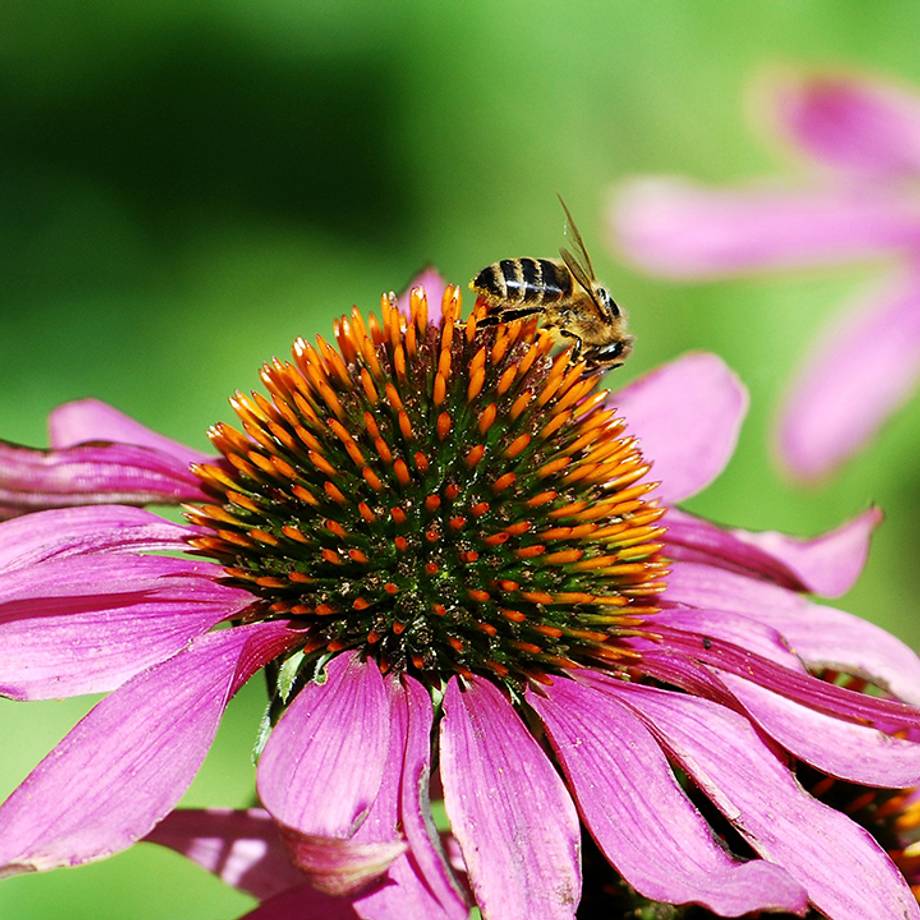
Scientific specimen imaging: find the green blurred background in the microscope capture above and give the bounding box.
[3,1,920,916]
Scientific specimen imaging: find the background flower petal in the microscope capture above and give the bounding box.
[145,808,306,901]
[666,560,920,704]
[49,398,213,464]
[0,554,253,699]
[0,438,208,518]
[439,676,581,920]
[758,67,920,178]
[602,680,920,920]
[529,679,808,916]
[396,267,448,324]
[0,504,194,574]
[0,621,295,876]
[610,178,920,277]
[613,352,747,503]
[239,884,361,920]
[778,269,920,480]
[257,652,396,895]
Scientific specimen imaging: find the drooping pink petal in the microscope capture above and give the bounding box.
[718,672,920,787]
[613,353,747,503]
[0,505,195,575]
[665,506,880,597]
[49,398,212,465]
[257,652,400,896]
[759,67,920,178]
[0,621,296,876]
[610,178,920,277]
[0,438,207,518]
[778,268,920,479]
[655,625,920,730]
[145,808,305,901]
[665,560,920,704]
[351,676,468,920]
[528,679,808,916]
[599,679,920,920]
[396,267,449,325]
[0,554,254,699]
[439,676,580,920]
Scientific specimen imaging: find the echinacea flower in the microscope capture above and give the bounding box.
[610,66,920,480]
[3,272,920,918]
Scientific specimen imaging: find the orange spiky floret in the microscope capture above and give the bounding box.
[190,283,666,687]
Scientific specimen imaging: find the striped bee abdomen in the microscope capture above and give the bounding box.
[472,257,572,305]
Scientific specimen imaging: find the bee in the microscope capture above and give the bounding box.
[470,197,632,371]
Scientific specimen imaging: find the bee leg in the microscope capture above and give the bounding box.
[478,306,543,328]
[559,329,583,361]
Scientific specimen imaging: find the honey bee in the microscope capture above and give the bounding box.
[470,197,632,371]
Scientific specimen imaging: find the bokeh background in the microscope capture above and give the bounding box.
[3,1,920,916]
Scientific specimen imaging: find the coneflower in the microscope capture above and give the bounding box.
[1,273,919,919]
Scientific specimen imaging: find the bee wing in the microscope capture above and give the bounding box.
[558,195,596,278]
[559,247,606,320]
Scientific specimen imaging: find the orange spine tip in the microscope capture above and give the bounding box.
[464,444,485,468]
[467,367,486,403]
[436,411,452,441]
[393,458,412,487]
[398,410,414,441]
[503,433,531,459]
[477,403,498,435]
[491,472,517,492]
[433,373,447,406]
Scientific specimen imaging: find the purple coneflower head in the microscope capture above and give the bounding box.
[609,66,920,481]
[2,275,920,919]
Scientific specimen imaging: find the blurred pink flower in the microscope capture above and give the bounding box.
[2,273,920,917]
[610,66,920,480]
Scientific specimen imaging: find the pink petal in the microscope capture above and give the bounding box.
[330,675,467,919]
[759,67,920,178]
[778,269,920,479]
[610,178,920,277]
[145,808,305,900]
[602,680,920,920]
[49,398,212,464]
[439,676,580,920]
[0,554,254,699]
[656,624,920,729]
[396,267,450,324]
[613,352,747,502]
[666,560,920,704]
[0,504,194,574]
[0,438,207,518]
[528,679,807,915]
[0,621,296,876]
[257,652,399,896]
[666,506,881,597]
[653,607,804,670]
[719,672,920,787]
[353,676,466,918]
